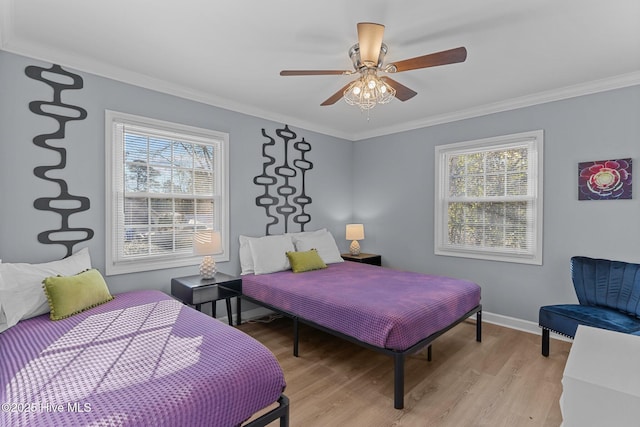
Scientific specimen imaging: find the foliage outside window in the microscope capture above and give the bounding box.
[434,130,543,264]
[106,111,229,275]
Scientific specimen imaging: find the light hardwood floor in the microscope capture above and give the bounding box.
[239,317,571,427]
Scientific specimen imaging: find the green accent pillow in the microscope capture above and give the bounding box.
[286,249,327,273]
[42,269,114,320]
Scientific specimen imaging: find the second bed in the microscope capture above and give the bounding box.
[241,261,482,409]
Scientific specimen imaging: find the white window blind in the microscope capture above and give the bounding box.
[106,111,229,275]
[434,130,543,264]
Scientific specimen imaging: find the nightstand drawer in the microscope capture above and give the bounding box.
[191,284,238,305]
[171,273,242,326]
[171,274,241,305]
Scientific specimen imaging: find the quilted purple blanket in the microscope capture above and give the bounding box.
[0,290,285,427]
[243,262,481,351]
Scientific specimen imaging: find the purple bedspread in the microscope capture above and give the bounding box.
[0,290,285,427]
[243,262,481,351]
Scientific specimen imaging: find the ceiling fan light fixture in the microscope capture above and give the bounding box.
[343,70,395,110]
[280,23,466,108]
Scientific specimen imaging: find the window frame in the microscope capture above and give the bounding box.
[105,110,229,275]
[434,130,544,265]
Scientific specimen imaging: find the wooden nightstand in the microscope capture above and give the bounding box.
[171,272,242,326]
[341,253,382,266]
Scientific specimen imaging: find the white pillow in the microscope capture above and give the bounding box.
[240,230,327,275]
[0,271,7,333]
[249,235,295,275]
[238,235,256,275]
[286,228,327,240]
[293,230,344,264]
[0,247,92,331]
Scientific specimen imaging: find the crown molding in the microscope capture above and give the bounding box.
[3,35,638,143]
[352,71,640,141]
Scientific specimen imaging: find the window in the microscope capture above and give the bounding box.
[434,130,543,265]
[105,111,229,275]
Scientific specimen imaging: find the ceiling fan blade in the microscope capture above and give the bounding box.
[320,82,353,106]
[380,77,417,101]
[357,22,385,65]
[280,70,350,76]
[388,46,467,73]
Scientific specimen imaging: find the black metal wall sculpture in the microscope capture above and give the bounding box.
[254,125,313,235]
[25,64,94,257]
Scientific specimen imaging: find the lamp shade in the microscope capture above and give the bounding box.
[193,230,222,255]
[345,224,365,241]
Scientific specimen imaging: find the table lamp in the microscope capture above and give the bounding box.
[193,230,222,279]
[346,223,365,256]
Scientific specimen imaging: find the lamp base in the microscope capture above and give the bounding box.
[199,256,217,279]
[349,240,361,256]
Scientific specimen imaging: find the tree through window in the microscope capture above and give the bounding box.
[106,111,229,275]
[434,130,543,264]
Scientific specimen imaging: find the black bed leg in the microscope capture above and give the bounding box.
[279,395,290,427]
[476,310,482,342]
[293,317,299,357]
[394,353,404,409]
[243,394,289,427]
[542,328,550,357]
[427,345,432,362]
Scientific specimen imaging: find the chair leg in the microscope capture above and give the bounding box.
[542,328,550,357]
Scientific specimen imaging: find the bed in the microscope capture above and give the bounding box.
[0,289,289,427]
[238,231,482,410]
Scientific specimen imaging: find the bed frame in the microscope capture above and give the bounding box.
[241,294,482,409]
[243,395,289,427]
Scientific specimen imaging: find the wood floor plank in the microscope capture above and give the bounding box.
[239,317,571,427]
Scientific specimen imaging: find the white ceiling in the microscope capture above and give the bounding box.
[1,0,639,141]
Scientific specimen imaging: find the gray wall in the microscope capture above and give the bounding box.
[353,85,640,323]
[2,49,638,325]
[0,51,353,296]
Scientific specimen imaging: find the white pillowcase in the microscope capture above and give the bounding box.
[248,234,295,275]
[0,247,92,332]
[292,230,344,264]
[285,228,327,240]
[238,235,257,275]
[0,271,7,333]
[240,229,328,275]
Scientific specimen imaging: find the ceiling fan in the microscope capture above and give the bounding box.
[280,22,467,109]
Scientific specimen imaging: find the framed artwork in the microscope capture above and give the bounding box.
[578,158,632,200]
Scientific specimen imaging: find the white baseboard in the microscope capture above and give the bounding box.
[480,311,572,342]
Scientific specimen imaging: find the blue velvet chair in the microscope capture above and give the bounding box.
[539,256,640,356]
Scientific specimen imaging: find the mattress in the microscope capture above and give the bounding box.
[243,262,481,351]
[0,290,286,427]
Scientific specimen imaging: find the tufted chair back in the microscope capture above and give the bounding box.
[572,256,640,317]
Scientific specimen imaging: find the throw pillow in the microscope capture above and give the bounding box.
[42,268,114,320]
[286,249,327,273]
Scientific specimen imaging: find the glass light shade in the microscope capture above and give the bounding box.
[357,22,385,65]
[346,224,365,241]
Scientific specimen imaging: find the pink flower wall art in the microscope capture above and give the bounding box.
[578,158,632,200]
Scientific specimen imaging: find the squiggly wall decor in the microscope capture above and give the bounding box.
[254,125,313,235]
[25,64,94,257]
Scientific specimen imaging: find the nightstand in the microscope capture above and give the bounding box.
[171,272,242,326]
[341,253,382,266]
